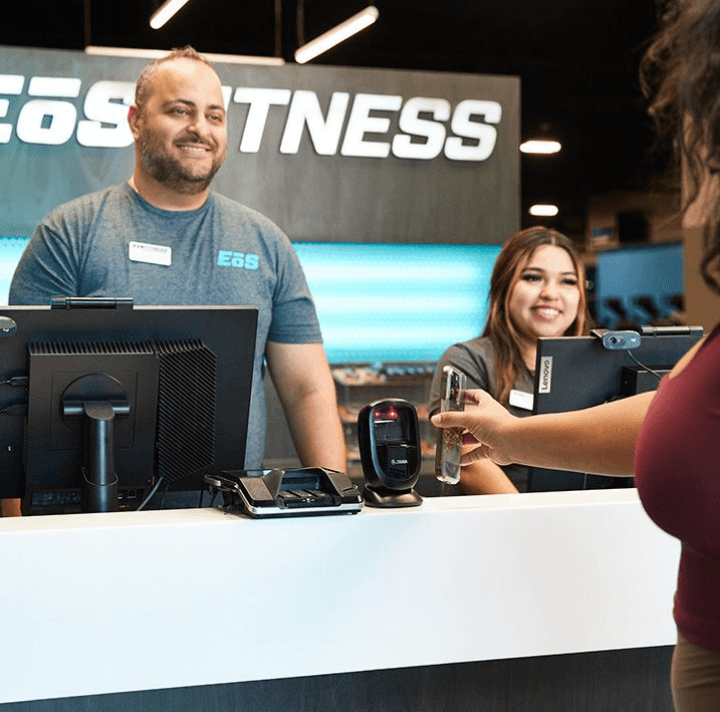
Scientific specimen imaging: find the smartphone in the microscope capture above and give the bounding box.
[434,366,466,485]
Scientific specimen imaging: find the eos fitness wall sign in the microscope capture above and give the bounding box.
[0,74,503,161]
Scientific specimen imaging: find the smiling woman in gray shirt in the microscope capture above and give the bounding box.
[428,226,589,494]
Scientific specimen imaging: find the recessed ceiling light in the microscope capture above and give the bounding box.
[520,140,562,155]
[529,204,559,217]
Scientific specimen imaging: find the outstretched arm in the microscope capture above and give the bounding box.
[431,389,656,477]
[265,341,347,472]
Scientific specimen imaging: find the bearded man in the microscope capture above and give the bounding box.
[3,47,345,516]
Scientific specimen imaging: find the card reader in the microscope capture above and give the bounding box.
[203,467,363,518]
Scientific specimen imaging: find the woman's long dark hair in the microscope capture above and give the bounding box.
[482,227,589,406]
[640,0,720,293]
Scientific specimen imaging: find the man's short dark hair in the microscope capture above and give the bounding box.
[134,46,216,113]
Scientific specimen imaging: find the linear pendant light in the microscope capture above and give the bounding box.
[295,5,379,64]
[149,0,192,30]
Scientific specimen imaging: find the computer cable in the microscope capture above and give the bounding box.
[0,376,28,387]
[136,475,165,511]
[625,350,664,382]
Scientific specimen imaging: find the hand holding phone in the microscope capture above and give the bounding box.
[434,366,466,485]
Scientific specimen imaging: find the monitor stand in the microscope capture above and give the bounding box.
[64,399,129,513]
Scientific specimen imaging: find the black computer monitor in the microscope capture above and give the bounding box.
[0,299,257,515]
[528,325,704,492]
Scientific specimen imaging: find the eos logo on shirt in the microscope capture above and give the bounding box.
[0,75,503,162]
[217,251,259,270]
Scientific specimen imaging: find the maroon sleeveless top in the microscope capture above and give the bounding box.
[634,322,720,650]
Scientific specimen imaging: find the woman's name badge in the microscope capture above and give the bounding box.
[128,241,172,266]
[509,389,533,411]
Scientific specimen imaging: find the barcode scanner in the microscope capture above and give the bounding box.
[357,398,422,508]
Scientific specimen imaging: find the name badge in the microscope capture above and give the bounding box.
[509,389,533,411]
[128,241,172,267]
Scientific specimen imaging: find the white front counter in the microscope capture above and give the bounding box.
[0,489,679,704]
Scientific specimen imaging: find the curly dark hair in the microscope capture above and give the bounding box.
[640,0,720,293]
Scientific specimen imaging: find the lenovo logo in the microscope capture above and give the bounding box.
[538,356,553,394]
[0,75,503,161]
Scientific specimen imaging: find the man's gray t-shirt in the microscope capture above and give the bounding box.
[10,182,322,468]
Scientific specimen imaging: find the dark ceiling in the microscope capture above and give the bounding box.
[4,0,664,239]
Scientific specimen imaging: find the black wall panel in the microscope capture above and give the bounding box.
[0,48,519,245]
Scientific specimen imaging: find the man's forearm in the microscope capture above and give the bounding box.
[1,498,22,517]
[266,342,347,473]
[287,392,347,472]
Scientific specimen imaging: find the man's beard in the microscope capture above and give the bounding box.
[136,129,225,195]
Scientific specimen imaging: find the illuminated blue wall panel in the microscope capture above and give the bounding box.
[294,242,500,363]
[0,238,500,364]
